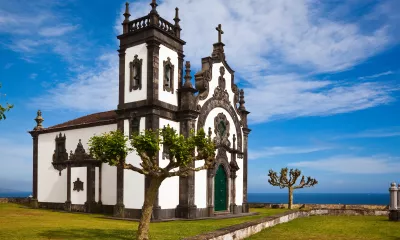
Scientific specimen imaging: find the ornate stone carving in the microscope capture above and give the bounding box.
[163,57,174,93]
[52,133,68,175]
[129,54,143,91]
[69,139,91,161]
[218,67,226,90]
[213,86,230,103]
[73,178,84,192]
[195,57,213,100]
[34,110,44,130]
[213,113,230,148]
[208,148,231,178]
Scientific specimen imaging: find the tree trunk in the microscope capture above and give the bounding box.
[137,177,163,240]
[288,187,293,209]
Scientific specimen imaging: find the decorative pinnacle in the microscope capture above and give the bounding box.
[216,24,224,43]
[123,2,131,22]
[34,110,44,130]
[183,61,193,88]
[233,134,236,149]
[174,8,180,26]
[208,127,212,139]
[238,89,246,111]
[150,0,158,13]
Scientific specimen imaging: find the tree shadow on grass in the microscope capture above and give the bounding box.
[40,228,137,240]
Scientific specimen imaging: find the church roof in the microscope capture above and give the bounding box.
[43,110,118,132]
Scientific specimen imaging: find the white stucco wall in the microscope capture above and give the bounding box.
[71,167,87,205]
[194,161,207,208]
[125,43,148,103]
[158,118,180,209]
[123,118,146,209]
[37,123,117,204]
[235,158,243,205]
[158,45,179,106]
[95,167,99,202]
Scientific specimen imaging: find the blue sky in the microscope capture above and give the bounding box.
[0,0,399,193]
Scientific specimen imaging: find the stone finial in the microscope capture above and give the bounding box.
[208,127,212,139]
[123,2,131,22]
[173,7,181,38]
[392,182,397,188]
[238,89,246,111]
[34,110,44,130]
[122,2,131,34]
[150,0,158,13]
[233,134,236,150]
[183,61,193,88]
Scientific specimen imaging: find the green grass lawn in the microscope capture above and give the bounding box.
[246,214,400,240]
[0,203,285,240]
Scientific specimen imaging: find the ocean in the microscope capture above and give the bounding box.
[0,192,390,205]
[248,193,389,205]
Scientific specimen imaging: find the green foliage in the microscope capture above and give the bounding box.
[88,130,132,166]
[268,167,318,189]
[0,83,13,120]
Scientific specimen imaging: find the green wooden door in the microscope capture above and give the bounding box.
[214,165,227,211]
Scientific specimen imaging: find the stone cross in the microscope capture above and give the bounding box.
[216,24,224,43]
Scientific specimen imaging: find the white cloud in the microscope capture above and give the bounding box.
[334,128,400,139]
[38,25,78,37]
[30,53,118,111]
[288,155,400,174]
[249,145,332,160]
[29,73,38,80]
[358,71,394,80]
[29,0,399,122]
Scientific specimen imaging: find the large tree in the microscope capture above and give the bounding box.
[0,83,13,120]
[88,126,215,240]
[268,168,318,209]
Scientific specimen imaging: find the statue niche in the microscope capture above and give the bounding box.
[214,113,231,148]
[129,54,142,91]
[52,133,68,175]
[163,57,174,93]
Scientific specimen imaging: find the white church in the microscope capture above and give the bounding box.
[29,0,250,220]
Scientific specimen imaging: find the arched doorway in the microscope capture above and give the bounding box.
[214,165,228,211]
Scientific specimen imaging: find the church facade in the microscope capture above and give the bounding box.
[29,0,250,220]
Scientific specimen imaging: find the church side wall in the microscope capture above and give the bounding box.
[158,45,178,106]
[95,167,99,202]
[125,43,148,103]
[37,123,117,204]
[235,158,243,205]
[158,118,180,209]
[71,167,87,205]
[195,162,207,208]
[123,118,146,209]
[101,163,117,205]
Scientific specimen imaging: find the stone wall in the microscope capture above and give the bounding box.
[0,198,30,204]
[183,209,389,240]
[249,202,388,210]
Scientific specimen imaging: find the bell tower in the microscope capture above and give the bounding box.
[117,0,185,110]
[114,1,186,218]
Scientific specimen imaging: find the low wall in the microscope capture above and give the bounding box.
[183,209,389,240]
[249,202,388,210]
[0,198,30,204]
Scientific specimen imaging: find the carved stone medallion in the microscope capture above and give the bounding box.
[73,178,84,192]
[213,113,230,147]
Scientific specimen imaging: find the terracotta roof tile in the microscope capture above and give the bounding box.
[45,110,118,130]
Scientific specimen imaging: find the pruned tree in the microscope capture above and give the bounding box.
[0,83,13,120]
[268,168,318,209]
[88,125,215,240]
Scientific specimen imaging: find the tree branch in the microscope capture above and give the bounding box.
[123,163,147,175]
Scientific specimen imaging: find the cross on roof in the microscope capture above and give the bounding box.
[216,24,224,43]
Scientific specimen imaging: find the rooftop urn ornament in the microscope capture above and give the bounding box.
[34,110,44,130]
[150,0,158,13]
[238,89,246,111]
[122,2,131,34]
[216,24,224,43]
[183,61,193,88]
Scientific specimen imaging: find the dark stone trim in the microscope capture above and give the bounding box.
[129,54,143,91]
[118,49,126,106]
[114,118,125,217]
[29,131,39,207]
[98,164,102,204]
[197,98,242,153]
[32,119,118,134]
[117,99,178,117]
[85,165,96,213]
[146,39,160,104]
[242,128,251,213]
[163,57,175,93]
[65,164,71,211]
[118,27,185,54]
